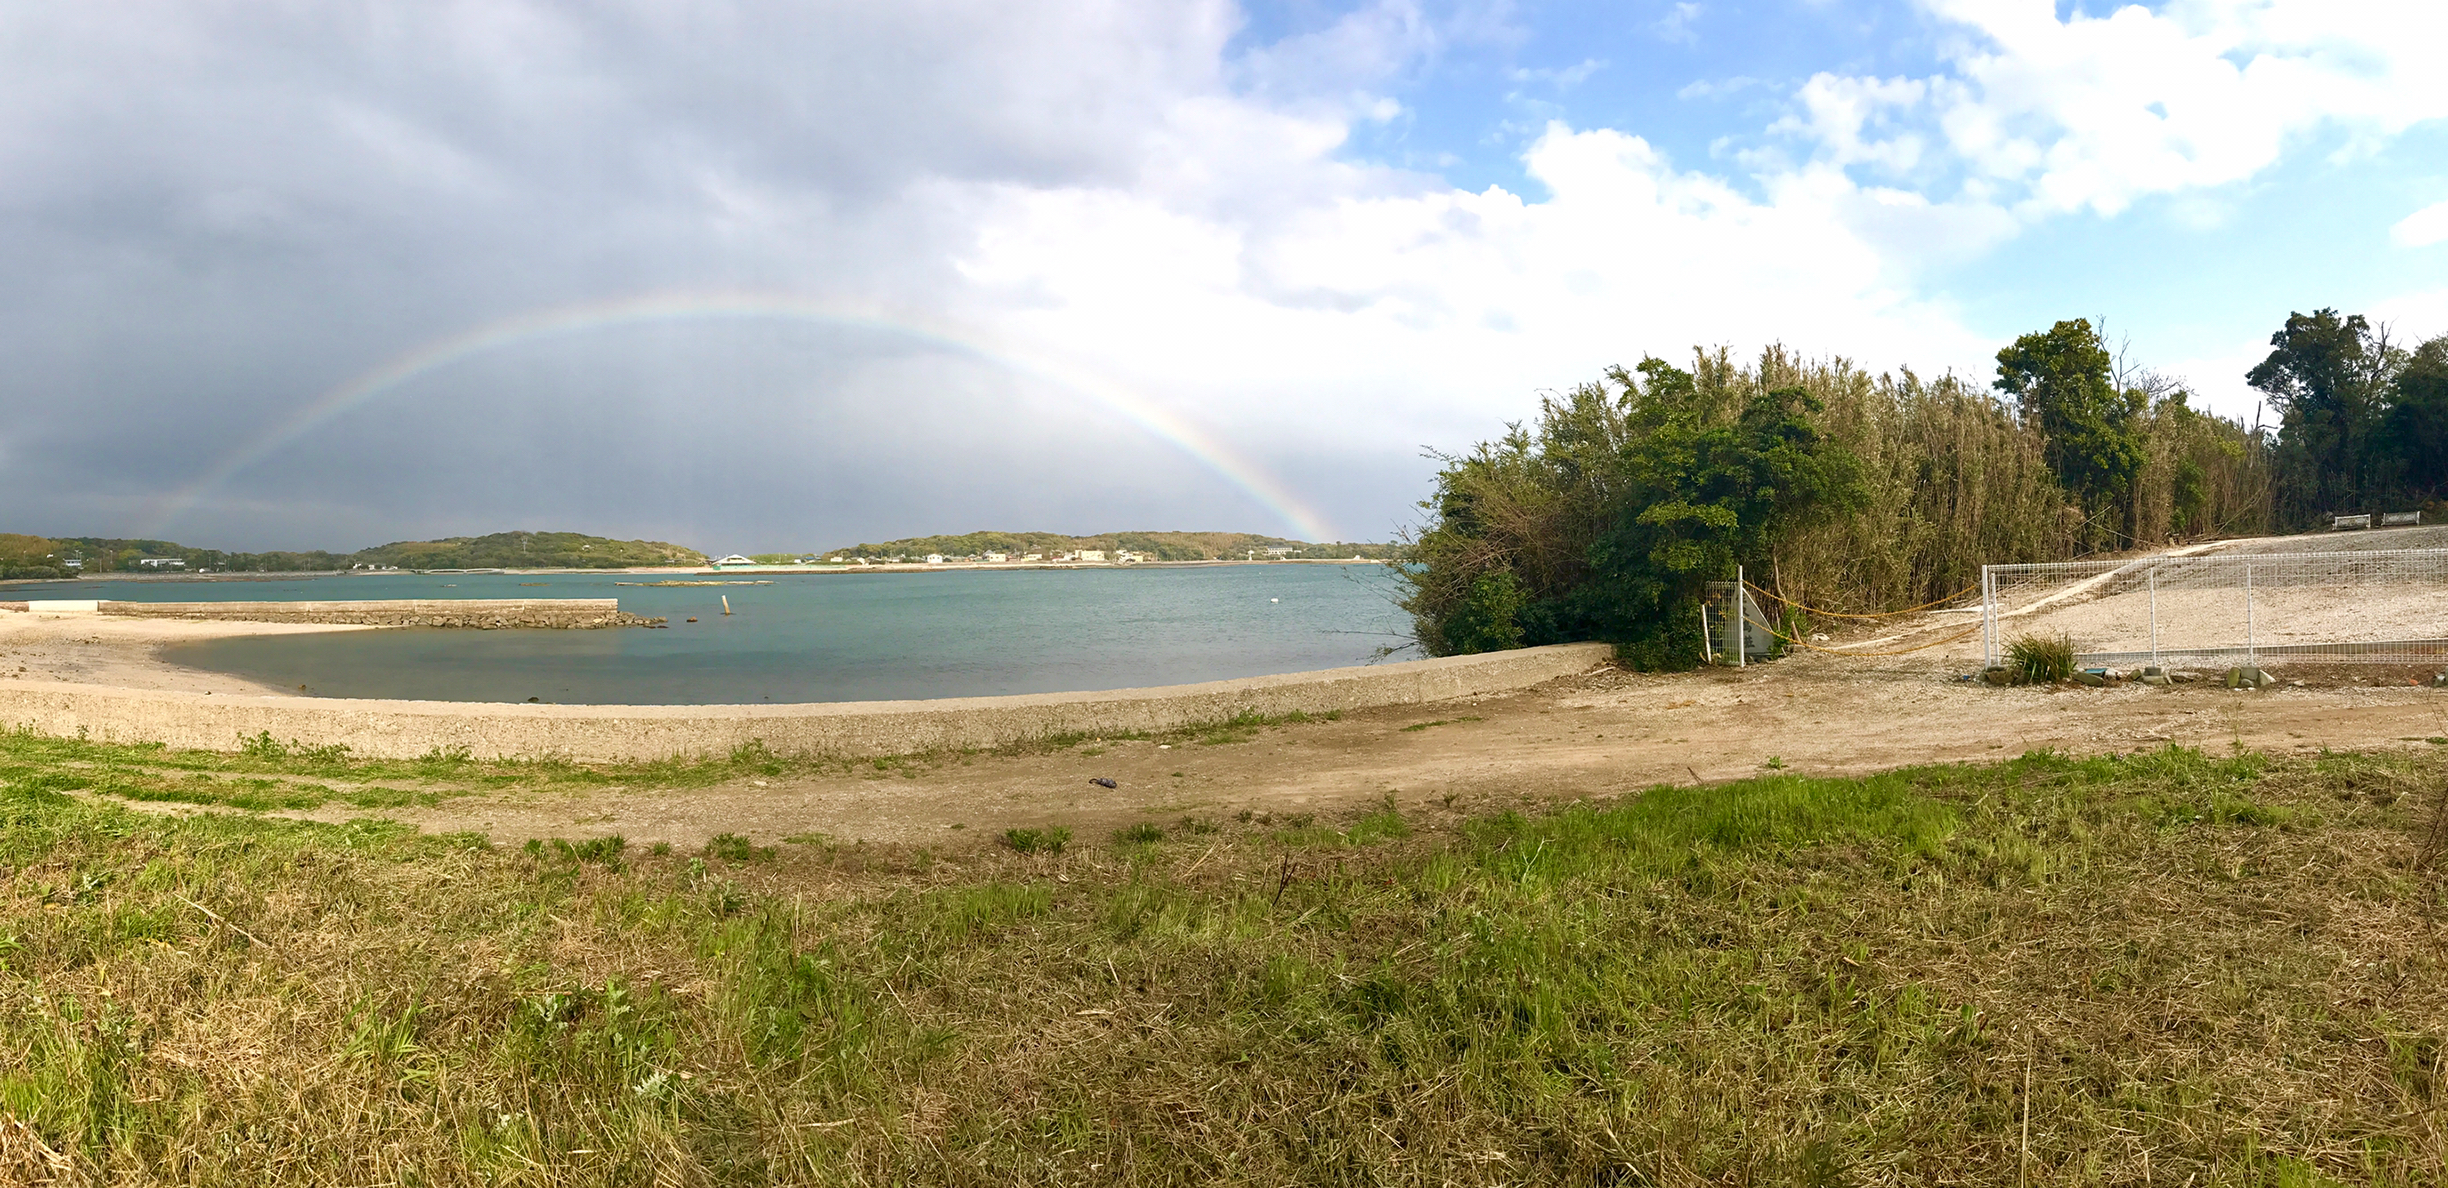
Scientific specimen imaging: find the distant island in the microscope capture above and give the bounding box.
[0,528,1401,578]
[0,530,706,576]
[782,531,1399,565]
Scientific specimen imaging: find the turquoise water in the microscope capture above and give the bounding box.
[5,566,1412,704]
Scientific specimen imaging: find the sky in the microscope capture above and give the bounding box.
[2,0,2444,553]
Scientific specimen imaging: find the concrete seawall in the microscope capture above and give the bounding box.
[0,642,1615,762]
[69,599,652,629]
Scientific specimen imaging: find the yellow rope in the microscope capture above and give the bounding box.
[1750,617,1986,658]
[1743,580,1980,621]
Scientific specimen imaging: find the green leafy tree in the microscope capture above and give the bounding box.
[2382,335,2448,504]
[1403,358,1865,666]
[2246,308,2395,523]
[1994,319,2144,545]
[1578,370,1867,665]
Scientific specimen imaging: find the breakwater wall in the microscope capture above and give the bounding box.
[0,642,1615,762]
[6,598,655,629]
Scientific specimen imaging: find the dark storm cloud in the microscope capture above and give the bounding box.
[0,0,1379,550]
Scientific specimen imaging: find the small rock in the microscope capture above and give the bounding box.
[2140,674,2170,686]
[1089,777,1118,789]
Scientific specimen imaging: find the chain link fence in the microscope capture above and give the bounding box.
[1980,548,2448,669]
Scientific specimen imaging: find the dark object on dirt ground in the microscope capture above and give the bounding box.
[1090,777,1118,789]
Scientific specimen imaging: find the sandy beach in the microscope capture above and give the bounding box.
[0,608,369,696]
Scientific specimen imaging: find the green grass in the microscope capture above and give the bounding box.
[1,744,2445,1184]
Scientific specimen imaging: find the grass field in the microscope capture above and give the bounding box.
[3,731,2445,1185]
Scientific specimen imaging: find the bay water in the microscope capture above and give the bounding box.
[10,565,1412,704]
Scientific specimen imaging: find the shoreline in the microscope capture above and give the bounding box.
[0,558,1389,586]
[0,609,369,697]
[0,638,1616,761]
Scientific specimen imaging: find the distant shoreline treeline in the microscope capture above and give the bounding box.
[799,531,1399,563]
[1401,312,2448,666]
[0,527,1401,579]
[0,530,706,577]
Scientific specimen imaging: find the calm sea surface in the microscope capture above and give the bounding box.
[7,566,1412,704]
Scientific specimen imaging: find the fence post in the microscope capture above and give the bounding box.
[2148,569,2158,667]
[1700,598,1713,664]
[1736,565,1746,669]
[1981,565,1995,668]
[2244,561,2255,666]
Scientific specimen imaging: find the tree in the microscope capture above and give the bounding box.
[2382,335,2448,504]
[2246,308,2394,522]
[1995,319,2144,545]
[1569,371,1867,665]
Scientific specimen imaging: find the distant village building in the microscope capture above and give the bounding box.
[1264,546,1296,557]
[1077,550,1106,562]
[136,557,186,569]
[1022,553,1043,562]
[984,552,1008,563]
[1116,550,1146,564]
[712,554,755,568]
[925,554,944,564]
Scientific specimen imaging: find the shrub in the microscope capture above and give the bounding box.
[2007,632,2077,685]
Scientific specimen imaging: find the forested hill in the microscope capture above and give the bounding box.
[2,531,706,574]
[808,531,1397,562]
[351,532,706,570]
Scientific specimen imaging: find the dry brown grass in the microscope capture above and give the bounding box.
[2,744,2445,1184]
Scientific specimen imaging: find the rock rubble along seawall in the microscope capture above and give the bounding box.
[93,599,659,629]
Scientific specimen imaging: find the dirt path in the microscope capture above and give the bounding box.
[255,651,2448,849]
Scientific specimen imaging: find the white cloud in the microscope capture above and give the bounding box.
[7,0,2446,545]
[1653,2,1704,45]
[1511,58,1607,89]
[951,120,1999,459]
[2393,198,2448,248]
[1774,0,2448,218]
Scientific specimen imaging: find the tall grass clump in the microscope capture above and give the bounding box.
[2006,632,2078,684]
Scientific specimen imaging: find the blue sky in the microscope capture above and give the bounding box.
[1,0,2443,549]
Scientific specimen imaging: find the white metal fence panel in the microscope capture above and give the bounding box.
[1980,548,2448,669]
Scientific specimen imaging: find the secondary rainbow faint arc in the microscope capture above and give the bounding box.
[152,292,1337,541]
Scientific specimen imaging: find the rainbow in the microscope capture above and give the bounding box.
[150,291,1337,542]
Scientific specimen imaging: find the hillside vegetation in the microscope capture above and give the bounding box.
[351,531,705,570]
[4,531,705,575]
[0,534,75,580]
[1404,313,2446,663]
[815,530,1396,562]
[0,733,2442,1183]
